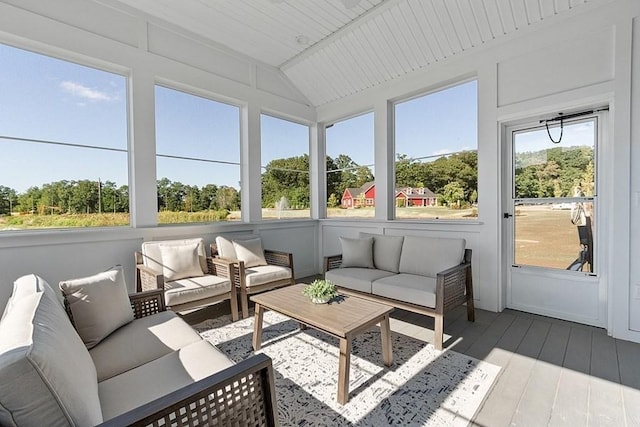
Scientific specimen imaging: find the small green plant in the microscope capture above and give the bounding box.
[302,279,337,301]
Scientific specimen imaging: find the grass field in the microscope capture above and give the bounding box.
[0,205,589,271]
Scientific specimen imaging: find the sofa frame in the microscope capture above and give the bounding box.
[63,289,279,427]
[324,248,474,350]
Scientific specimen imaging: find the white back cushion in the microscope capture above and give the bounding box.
[215,236,237,260]
[359,232,405,273]
[398,236,466,278]
[60,266,134,349]
[233,238,267,267]
[141,238,207,274]
[159,243,205,281]
[0,276,103,426]
[340,236,375,269]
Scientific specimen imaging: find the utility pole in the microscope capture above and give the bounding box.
[98,178,102,214]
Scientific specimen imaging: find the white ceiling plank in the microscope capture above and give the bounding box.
[457,0,484,47]
[556,0,571,13]
[539,0,557,17]
[422,0,455,57]
[327,40,362,94]
[357,21,395,82]
[397,1,436,65]
[447,0,474,50]
[483,0,507,36]
[510,0,530,29]
[362,21,401,81]
[569,0,588,7]
[496,0,517,33]
[524,0,543,23]
[347,27,390,85]
[408,0,445,60]
[469,0,494,42]
[387,7,423,72]
[432,0,464,53]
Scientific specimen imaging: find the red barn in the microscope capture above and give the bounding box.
[395,187,438,207]
[341,182,375,208]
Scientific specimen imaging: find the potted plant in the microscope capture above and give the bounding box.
[302,279,338,304]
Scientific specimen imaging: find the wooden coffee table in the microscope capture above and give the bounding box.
[251,283,394,404]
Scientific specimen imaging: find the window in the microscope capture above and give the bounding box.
[261,114,310,220]
[155,86,240,224]
[394,80,478,220]
[325,112,374,218]
[0,44,129,231]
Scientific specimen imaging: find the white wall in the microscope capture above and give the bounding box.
[0,0,318,308]
[317,0,640,342]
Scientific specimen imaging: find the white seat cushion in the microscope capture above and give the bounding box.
[99,340,234,422]
[398,236,466,278]
[141,238,207,275]
[244,265,292,287]
[372,273,437,308]
[0,276,103,427]
[90,310,202,382]
[164,274,231,307]
[325,268,396,294]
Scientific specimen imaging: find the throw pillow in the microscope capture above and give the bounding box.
[359,232,405,273]
[233,238,267,268]
[339,236,375,269]
[59,265,134,349]
[215,236,237,260]
[159,242,205,281]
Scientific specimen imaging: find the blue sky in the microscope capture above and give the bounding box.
[1,43,478,194]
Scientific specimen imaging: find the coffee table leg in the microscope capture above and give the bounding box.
[337,337,352,404]
[381,314,393,367]
[253,303,264,351]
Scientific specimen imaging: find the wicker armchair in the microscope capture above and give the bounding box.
[135,238,238,320]
[211,237,295,319]
[94,290,279,427]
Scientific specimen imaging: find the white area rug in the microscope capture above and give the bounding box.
[195,311,500,426]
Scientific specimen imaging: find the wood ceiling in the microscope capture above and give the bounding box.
[112,0,601,106]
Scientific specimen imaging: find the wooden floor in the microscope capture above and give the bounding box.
[184,293,640,427]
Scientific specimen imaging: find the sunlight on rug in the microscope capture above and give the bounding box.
[194,311,500,426]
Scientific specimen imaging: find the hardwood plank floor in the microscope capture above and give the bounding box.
[183,289,640,427]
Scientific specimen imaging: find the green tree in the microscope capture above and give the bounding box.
[327,193,339,208]
[0,186,17,215]
[261,155,310,208]
[442,181,466,207]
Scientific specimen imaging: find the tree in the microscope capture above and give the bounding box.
[261,155,310,208]
[442,182,466,207]
[327,193,340,208]
[0,185,17,215]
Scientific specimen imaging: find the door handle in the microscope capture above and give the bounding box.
[503,213,513,218]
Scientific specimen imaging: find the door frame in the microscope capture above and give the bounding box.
[500,108,610,328]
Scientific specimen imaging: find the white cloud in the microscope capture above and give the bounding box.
[60,81,116,102]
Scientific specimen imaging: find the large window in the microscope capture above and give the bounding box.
[325,112,375,218]
[0,44,129,231]
[155,86,240,224]
[394,80,478,220]
[261,114,310,220]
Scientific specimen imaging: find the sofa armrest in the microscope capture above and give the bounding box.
[323,254,343,273]
[128,289,166,319]
[97,353,279,427]
[435,248,473,314]
[136,264,164,293]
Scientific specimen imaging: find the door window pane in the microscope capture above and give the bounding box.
[513,119,596,272]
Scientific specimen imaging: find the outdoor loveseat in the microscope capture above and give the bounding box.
[325,233,474,350]
[0,271,278,426]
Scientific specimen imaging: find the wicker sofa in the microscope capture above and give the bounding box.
[0,273,278,426]
[324,233,474,350]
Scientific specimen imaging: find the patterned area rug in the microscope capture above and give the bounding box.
[194,311,500,426]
